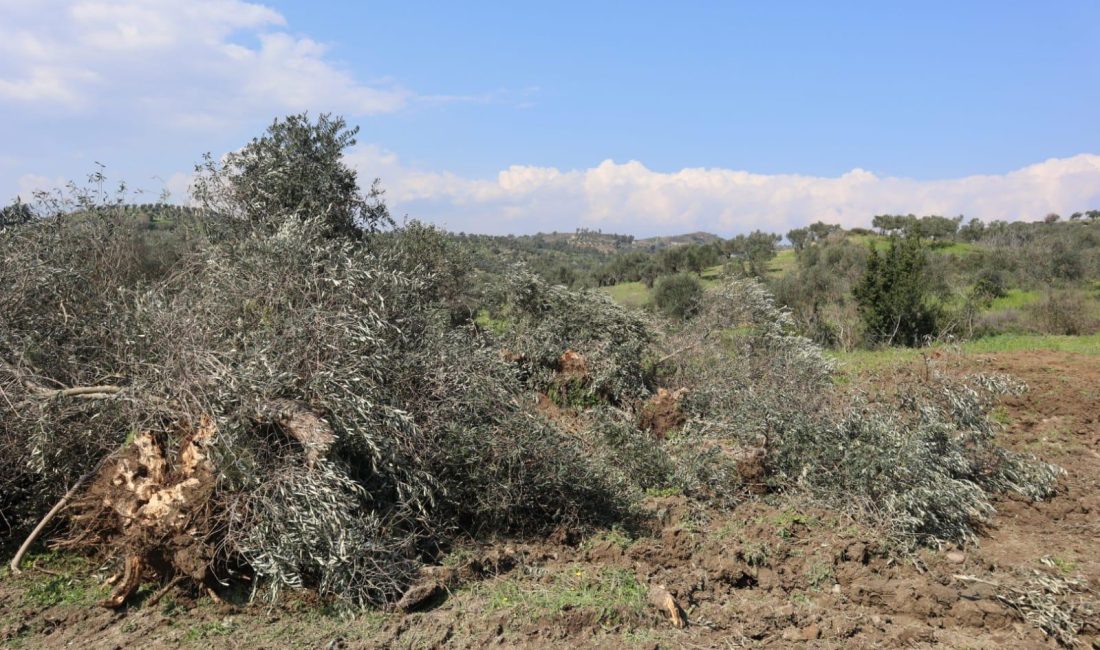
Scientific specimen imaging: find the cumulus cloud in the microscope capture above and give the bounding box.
[347,146,1100,236]
[0,0,408,123]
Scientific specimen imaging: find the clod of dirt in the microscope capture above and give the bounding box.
[637,387,688,439]
[731,439,768,494]
[393,580,443,612]
[558,349,588,378]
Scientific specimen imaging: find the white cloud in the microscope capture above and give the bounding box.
[346,147,1100,236]
[0,0,408,122]
[17,173,68,197]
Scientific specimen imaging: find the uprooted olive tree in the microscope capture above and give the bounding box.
[0,113,1063,612]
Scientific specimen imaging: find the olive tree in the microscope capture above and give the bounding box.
[192,113,391,238]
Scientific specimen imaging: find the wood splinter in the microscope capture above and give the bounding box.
[647,584,687,629]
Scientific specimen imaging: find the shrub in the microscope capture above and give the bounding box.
[854,235,940,346]
[652,272,704,320]
[662,278,1060,546]
[972,268,1009,302]
[1026,290,1099,335]
[488,270,654,405]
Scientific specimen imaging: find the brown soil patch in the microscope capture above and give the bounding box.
[637,387,688,439]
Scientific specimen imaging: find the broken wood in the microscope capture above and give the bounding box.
[32,385,124,400]
[647,584,687,629]
[9,469,95,575]
[101,555,144,608]
[145,575,186,608]
[254,399,334,466]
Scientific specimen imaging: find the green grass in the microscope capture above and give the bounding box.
[699,264,723,280]
[474,308,512,335]
[580,527,635,552]
[16,553,108,609]
[962,332,1100,354]
[831,346,926,372]
[988,289,1041,311]
[931,241,978,256]
[184,619,236,641]
[480,565,647,626]
[767,249,797,277]
[833,332,1100,373]
[600,281,650,309]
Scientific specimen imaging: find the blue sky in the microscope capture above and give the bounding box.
[2,1,1099,236]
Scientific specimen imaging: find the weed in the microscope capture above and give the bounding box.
[161,595,184,617]
[482,565,647,627]
[742,542,770,567]
[763,509,814,539]
[184,618,235,641]
[474,309,511,336]
[714,519,743,540]
[806,562,834,589]
[581,527,635,552]
[644,486,683,498]
[21,573,106,609]
[990,406,1012,426]
[1042,556,1078,576]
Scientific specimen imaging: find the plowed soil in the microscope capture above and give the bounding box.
[2,349,1098,649]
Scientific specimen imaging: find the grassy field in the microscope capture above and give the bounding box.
[988,288,1041,311]
[832,332,1100,373]
[767,248,797,276]
[600,281,650,308]
[602,251,797,309]
[931,240,978,256]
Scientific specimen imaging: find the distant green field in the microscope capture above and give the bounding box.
[767,249,797,276]
[848,234,890,251]
[932,241,978,256]
[847,234,979,258]
[600,281,650,308]
[988,289,1041,311]
[700,264,723,280]
[962,332,1100,354]
[832,332,1100,373]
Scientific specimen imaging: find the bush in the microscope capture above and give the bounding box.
[652,272,704,320]
[854,235,940,346]
[661,278,1060,545]
[972,268,1009,302]
[488,270,654,406]
[1026,290,1099,335]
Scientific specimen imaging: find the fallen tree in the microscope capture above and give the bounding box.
[0,113,1065,612]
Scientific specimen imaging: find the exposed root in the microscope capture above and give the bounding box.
[64,416,220,609]
[144,575,186,608]
[101,555,144,609]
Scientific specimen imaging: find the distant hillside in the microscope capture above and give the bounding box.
[633,231,722,251]
[518,229,635,254]
[505,229,724,255]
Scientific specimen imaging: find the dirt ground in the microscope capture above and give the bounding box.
[2,349,1098,649]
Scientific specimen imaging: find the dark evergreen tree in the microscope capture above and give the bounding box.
[853,235,939,346]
